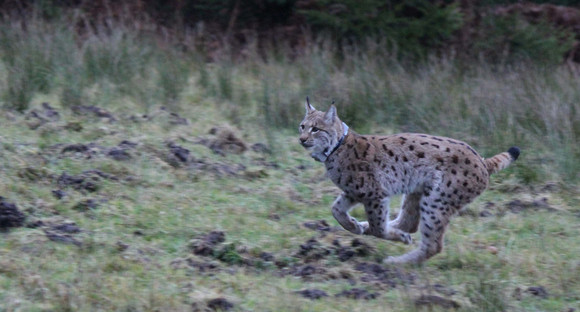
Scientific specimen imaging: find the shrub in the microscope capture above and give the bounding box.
[300,0,463,58]
[472,14,575,65]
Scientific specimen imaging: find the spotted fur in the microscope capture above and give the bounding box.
[299,99,520,264]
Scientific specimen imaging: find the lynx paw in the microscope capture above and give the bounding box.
[359,221,369,234]
[398,232,413,245]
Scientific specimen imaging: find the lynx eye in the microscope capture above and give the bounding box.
[311,127,320,133]
[300,124,305,130]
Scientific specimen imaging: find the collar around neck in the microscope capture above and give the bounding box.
[324,122,349,159]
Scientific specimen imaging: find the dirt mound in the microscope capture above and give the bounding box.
[188,158,248,177]
[355,262,415,287]
[44,230,83,246]
[526,286,549,299]
[59,143,103,159]
[206,297,234,311]
[303,219,332,232]
[295,237,331,262]
[295,288,329,300]
[107,141,137,161]
[26,102,61,129]
[72,198,102,211]
[335,288,379,300]
[58,141,136,162]
[292,233,374,263]
[190,231,226,256]
[0,197,26,230]
[52,189,67,199]
[207,127,248,155]
[506,197,556,214]
[57,170,118,193]
[71,105,116,122]
[415,295,460,309]
[127,106,189,126]
[165,142,191,166]
[27,219,84,246]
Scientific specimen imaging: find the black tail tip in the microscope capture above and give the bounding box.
[508,146,520,161]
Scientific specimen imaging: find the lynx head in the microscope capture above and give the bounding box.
[299,97,348,162]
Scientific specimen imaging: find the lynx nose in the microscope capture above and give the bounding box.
[300,137,307,144]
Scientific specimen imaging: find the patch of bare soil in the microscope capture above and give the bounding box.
[286,263,328,280]
[71,105,116,122]
[506,197,557,214]
[526,286,549,299]
[206,297,234,311]
[27,219,84,246]
[189,231,226,256]
[191,160,248,177]
[57,141,136,162]
[44,230,83,246]
[127,106,188,126]
[250,142,270,154]
[415,294,460,309]
[206,127,248,156]
[26,102,60,129]
[107,146,132,161]
[170,257,222,276]
[60,143,98,157]
[295,288,329,300]
[354,262,415,288]
[294,237,331,262]
[335,288,379,300]
[166,142,191,165]
[479,201,497,217]
[72,198,103,211]
[164,141,249,176]
[512,285,550,300]
[303,219,333,232]
[426,283,457,296]
[300,220,374,261]
[56,169,120,195]
[0,197,26,231]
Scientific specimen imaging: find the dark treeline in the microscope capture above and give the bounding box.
[0,0,579,62]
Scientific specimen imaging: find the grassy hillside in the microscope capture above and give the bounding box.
[1,18,579,311]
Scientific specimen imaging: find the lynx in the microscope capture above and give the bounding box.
[299,98,520,264]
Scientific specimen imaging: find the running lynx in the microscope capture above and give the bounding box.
[299,98,520,264]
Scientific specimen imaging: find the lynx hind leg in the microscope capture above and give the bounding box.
[385,200,453,264]
[389,192,421,233]
[363,198,412,245]
[331,193,368,235]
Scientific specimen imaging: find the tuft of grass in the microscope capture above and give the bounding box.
[466,272,510,312]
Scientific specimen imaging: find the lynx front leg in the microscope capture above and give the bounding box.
[364,198,412,244]
[331,193,368,235]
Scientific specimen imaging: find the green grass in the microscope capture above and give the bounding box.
[0,17,579,311]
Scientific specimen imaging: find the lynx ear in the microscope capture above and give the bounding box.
[305,96,315,114]
[324,105,337,123]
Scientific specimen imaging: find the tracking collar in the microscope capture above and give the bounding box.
[324,122,349,159]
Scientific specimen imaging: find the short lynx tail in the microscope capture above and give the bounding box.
[485,146,520,175]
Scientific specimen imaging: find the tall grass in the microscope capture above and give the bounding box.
[0,16,578,182]
[0,15,192,113]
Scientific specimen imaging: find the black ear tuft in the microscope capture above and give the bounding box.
[507,146,520,161]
